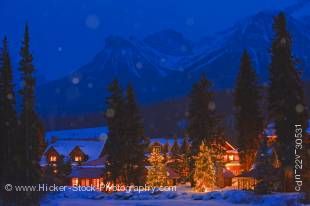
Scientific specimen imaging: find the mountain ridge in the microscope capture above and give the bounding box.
[37,11,310,117]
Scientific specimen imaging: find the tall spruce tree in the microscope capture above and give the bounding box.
[188,74,220,155]
[234,50,263,171]
[0,38,18,203]
[180,136,190,182]
[123,85,147,185]
[268,13,308,191]
[187,74,220,186]
[180,136,190,155]
[19,25,44,204]
[170,136,180,157]
[104,79,126,183]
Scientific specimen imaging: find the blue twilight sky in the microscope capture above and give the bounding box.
[0,0,303,81]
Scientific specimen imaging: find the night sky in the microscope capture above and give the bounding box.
[0,0,303,81]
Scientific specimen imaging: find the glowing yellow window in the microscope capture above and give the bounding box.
[153,147,160,153]
[50,155,57,162]
[229,155,234,161]
[72,178,78,186]
[74,156,82,162]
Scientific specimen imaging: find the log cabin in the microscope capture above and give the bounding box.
[41,127,108,189]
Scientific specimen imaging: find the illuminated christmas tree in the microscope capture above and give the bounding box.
[146,150,168,186]
[193,141,216,192]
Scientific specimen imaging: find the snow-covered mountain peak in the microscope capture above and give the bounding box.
[144,29,193,56]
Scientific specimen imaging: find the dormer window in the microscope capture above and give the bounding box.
[45,147,60,165]
[50,155,57,162]
[74,155,82,162]
[69,146,86,163]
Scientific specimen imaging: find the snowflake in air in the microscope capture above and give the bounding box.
[85,14,100,29]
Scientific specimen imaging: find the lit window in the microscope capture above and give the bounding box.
[223,155,228,161]
[229,155,234,161]
[153,146,160,153]
[72,178,78,186]
[74,156,82,162]
[53,169,58,174]
[50,155,57,162]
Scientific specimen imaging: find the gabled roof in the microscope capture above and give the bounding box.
[42,139,106,161]
[45,127,108,143]
[45,146,60,156]
[69,146,86,157]
[224,141,237,151]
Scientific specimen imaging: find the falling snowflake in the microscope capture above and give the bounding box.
[88,83,93,88]
[208,101,216,111]
[85,14,100,29]
[186,17,195,26]
[6,93,13,100]
[185,111,190,117]
[160,58,166,63]
[58,47,63,52]
[121,49,127,55]
[55,88,61,94]
[72,77,80,85]
[181,45,188,52]
[106,108,115,118]
[280,38,286,45]
[295,104,304,113]
[136,62,143,69]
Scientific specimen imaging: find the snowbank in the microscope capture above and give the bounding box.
[41,187,306,206]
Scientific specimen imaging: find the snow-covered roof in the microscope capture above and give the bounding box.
[149,138,183,147]
[43,139,106,161]
[45,127,108,143]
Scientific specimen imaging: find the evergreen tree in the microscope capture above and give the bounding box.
[180,136,190,155]
[162,141,169,162]
[123,85,147,185]
[180,136,191,182]
[146,150,168,187]
[193,141,216,192]
[187,74,220,186]
[234,50,263,171]
[188,74,220,155]
[167,136,182,182]
[0,37,19,203]
[18,25,45,204]
[170,136,180,157]
[0,39,4,198]
[268,12,308,191]
[104,79,126,183]
[254,137,279,194]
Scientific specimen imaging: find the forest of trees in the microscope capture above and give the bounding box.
[0,25,45,205]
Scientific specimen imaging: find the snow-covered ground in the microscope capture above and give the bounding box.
[41,186,307,206]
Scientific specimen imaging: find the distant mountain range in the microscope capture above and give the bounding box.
[37,11,310,117]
